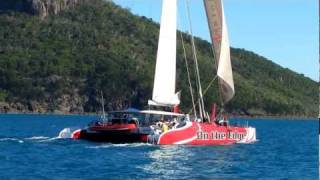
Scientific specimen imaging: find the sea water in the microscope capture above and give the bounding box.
[0,114,318,179]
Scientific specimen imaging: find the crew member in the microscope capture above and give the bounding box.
[162,122,169,132]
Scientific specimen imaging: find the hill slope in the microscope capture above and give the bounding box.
[0,0,317,117]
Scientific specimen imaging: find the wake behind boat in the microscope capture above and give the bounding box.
[68,0,257,145]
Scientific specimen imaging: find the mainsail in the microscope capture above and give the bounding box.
[203,0,235,103]
[148,0,180,106]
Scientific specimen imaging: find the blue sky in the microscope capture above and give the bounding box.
[112,0,319,81]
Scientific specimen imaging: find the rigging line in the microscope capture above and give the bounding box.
[210,46,218,72]
[183,0,200,118]
[218,79,225,107]
[207,20,223,107]
[318,0,320,120]
[100,91,106,120]
[209,43,223,108]
[198,100,203,120]
[185,0,207,120]
[183,4,200,109]
[203,75,218,96]
[208,45,223,105]
[179,32,197,118]
[177,0,197,118]
[187,75,217,114]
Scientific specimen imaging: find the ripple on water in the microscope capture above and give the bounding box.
[0,115,317,179]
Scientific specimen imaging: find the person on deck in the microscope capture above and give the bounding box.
[162,122,169,132]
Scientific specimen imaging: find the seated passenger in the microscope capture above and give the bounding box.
[162,122,169,132]
[150,123,162,135]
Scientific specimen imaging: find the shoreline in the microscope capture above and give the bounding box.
[0,112,318,120]
[231,115,318,121]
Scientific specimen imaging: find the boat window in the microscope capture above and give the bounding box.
[106,112,143,124]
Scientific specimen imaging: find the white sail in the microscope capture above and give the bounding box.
[204,0,235,103]
[148,0,180,106]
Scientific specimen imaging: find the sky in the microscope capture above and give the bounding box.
[112,0,319,81]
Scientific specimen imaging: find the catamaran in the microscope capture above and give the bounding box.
[66,0,257,145]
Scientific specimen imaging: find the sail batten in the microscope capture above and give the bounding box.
[149,0,180,106]
[204,0,235,103]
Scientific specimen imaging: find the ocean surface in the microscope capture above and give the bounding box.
[0,114,318,180]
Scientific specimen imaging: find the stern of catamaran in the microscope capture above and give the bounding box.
[237,127,257,144]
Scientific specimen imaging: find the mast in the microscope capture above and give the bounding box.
[185,0,207,120]
[100,91,106,120]
[148,0,180,107]
[179,32,197,118]
[203,0,235,105]
[318,0,320,121]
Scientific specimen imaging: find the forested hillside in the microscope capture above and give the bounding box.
[0,0,317,117]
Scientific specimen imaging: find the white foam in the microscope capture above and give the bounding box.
[25,136,50,140]
[86,145,113,149]
[58,127,81,139]
[38,137,60,142]
[58,128,73,139]
[0,138,24,143]
[112,143,152,147]
[128,143,152,147]
[0,138,18,141]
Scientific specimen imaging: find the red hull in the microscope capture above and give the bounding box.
[157,122,248,145]
[72,121,255,145]
[89,123,137,132]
